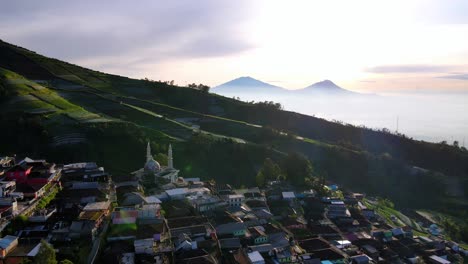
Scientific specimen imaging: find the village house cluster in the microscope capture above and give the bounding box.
[0,155,111,263]
[0,144,466,264]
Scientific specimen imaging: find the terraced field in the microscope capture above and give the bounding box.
[1,68,111,124]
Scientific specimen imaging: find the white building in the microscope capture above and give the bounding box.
[227,194,245,207]
[282,192,295,200]
[132,142,179,183]
[187,193,225,213]
[248,251,265,264]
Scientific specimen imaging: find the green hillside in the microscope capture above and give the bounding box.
[0,39,467,218]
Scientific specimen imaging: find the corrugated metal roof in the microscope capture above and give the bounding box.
[0,235,18,249]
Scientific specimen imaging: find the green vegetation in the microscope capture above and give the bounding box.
[35,240,57,264]
[108,223,137,237]
[2,215,29,236]
[364,199,426,233]
[1,39,467,222]
[256,158,283,187]
[59,260,74,264]
[36,186,59,209]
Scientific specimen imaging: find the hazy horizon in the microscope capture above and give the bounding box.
[215,89,468,145]
[2,0,468,93]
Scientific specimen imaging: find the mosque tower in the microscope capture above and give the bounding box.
[168,144,173,169]
[146,142,152,162]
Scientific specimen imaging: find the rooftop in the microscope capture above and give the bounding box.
[79,210,105,221]
[282,191,296,199]
[83,201,111,211]
[0,235,18,249]
[248,251,264,263]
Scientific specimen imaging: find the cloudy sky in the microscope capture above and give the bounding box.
[1,0,468,93]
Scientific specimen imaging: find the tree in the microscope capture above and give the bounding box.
[155,153,168,165]
[259,158,282,181]
[4,215,29,235]
[283,153,313,186]
[255,171,266,187]
[35,240,57,264]
[197,84,210,93]
[59,260,74,264]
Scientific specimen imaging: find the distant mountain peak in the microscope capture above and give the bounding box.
[220,76,276,87]
[214,76,286,93]
[301,79,355,94]
[308,79,341,89]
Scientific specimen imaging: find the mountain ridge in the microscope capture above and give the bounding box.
[214,76,358,95]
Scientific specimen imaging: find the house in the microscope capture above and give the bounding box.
[350,254,371,264]
[62,162,108,182]
[361,244,379,260]
[187,193,224,213]
[112,208,138,224]
[165,188,188,200]
[120,192,146,206]
[244,187,265,201]
[248,251,265,264]
[299,237,331,253]
[248,226,269,245]
[6,158,57,185]
[134,238,154,255]
[327,201,351,219]
[0,157,14,175]
[144,195,162,204]
[0,182,15,198]
[209,183,233,196]
[227,194,244,207]
[77,201,111,239]
[137,204,162,220]
[245,200,269,212]
[15,184,45,199]
[1,241,41,264]
[272,247,293,263]
[281,217,307,230]
[0,235,18,258]
[219,238,241,250]
[429,255,451,264]
[361,209,376,220]
[282,191,295,200]
[333,240,352,249]
[216,222,247,238]
[5,164,32,183]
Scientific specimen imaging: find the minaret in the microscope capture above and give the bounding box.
[168,144,173,169]
[146,142,152,162]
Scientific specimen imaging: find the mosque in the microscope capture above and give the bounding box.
[132,142,179,184]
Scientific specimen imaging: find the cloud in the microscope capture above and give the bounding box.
[0,0,255,64]
[438,73,468,80]
[366,65,456,74]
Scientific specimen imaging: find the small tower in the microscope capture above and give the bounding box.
[168,144,173,169]
[146,142,152,162]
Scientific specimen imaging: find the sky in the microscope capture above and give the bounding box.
[1,0,468,93]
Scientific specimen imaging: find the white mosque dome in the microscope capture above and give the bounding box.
[144,158,161,173]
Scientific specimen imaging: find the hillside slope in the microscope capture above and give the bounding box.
[0,39,467,215]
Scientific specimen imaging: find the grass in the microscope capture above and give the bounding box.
[363,199,427,233]
[1,68,109,124]
[108,223,138,237]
